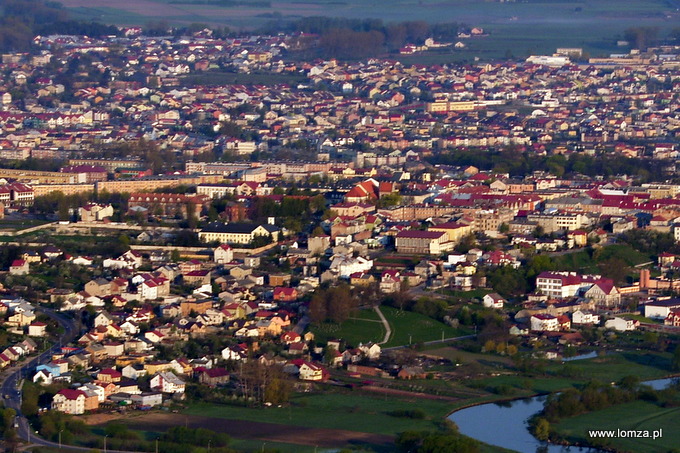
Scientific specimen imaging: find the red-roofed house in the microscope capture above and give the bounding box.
[530,314,559,332]
[273,287,298,302]
[213,244,234,264]
[665,310,680,327]
[584,280,621,307]
[97,368,122,383]
[9,259,29,275]
[52,389,87,414]
[298,361,329,381]
[198,367,230,386]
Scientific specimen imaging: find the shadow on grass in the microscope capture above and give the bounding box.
[621,352,672,372]
[348,440,395,453]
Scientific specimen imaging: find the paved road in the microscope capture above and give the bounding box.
[1,308,79,444]
[1,308,148,452]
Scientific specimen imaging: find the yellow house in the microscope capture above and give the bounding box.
[198,223,279,244]
[144,362,172,375]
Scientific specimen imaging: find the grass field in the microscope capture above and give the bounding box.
[0,219,51,231]
[312,308,386,347]
[381,305,468,347]
[554,400,680,452]
[543,351,674,383]
[184,391,454,435]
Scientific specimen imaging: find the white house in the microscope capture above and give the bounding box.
[140,280,159,301]
[530,314,559,332]
[358,343,381,360]
[604,317,637,331]
[222,345,247,361]
[150,371,185,393]
[213,244,234,264]
[78,383,106,402]
[644,299,680,319]
[33,369,53,385]
[52,389,86,414]
[132,392,163,407]
[571,310,600,325]
[28,322,47,337]
[482,293,505,309]
[298,361,326,381]
[122,364,147,380]
[329,254,373,278]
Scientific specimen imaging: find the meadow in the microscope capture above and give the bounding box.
[554,400,680,452]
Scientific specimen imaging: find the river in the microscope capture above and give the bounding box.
[448,377,678,453]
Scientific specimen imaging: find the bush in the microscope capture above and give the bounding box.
[387,409,427,419]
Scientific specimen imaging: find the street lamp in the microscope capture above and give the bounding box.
[104,434,108,453]
[261,442,267,452]
[59,429,63,449]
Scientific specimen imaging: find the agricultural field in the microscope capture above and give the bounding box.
[55,0,680,60]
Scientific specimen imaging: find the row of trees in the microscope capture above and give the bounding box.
[0,0,121,51]
[428,147,672,183]
[309,284,358,324]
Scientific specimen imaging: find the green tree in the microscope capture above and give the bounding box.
[673,345,680,371]
[533,417,551,441]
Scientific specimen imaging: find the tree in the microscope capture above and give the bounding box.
[673,345,680,371]
[533,417,551,441]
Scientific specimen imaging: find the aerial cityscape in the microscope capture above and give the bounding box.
[2,0,680,452]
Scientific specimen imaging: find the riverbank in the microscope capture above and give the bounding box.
[447,373,680,453]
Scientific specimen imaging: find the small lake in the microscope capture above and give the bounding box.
[448,377,678,453]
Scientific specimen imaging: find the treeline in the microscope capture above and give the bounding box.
[309,284,357,324]
[428,148,672,182]
[260,17,467,58]
[0,0,119,51]
[36,20,119,37]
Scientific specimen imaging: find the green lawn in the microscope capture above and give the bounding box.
[381,306,468,347]
[554,400,680,453]
[312,308,385,347]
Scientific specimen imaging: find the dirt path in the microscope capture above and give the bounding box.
[94,412,393,448]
